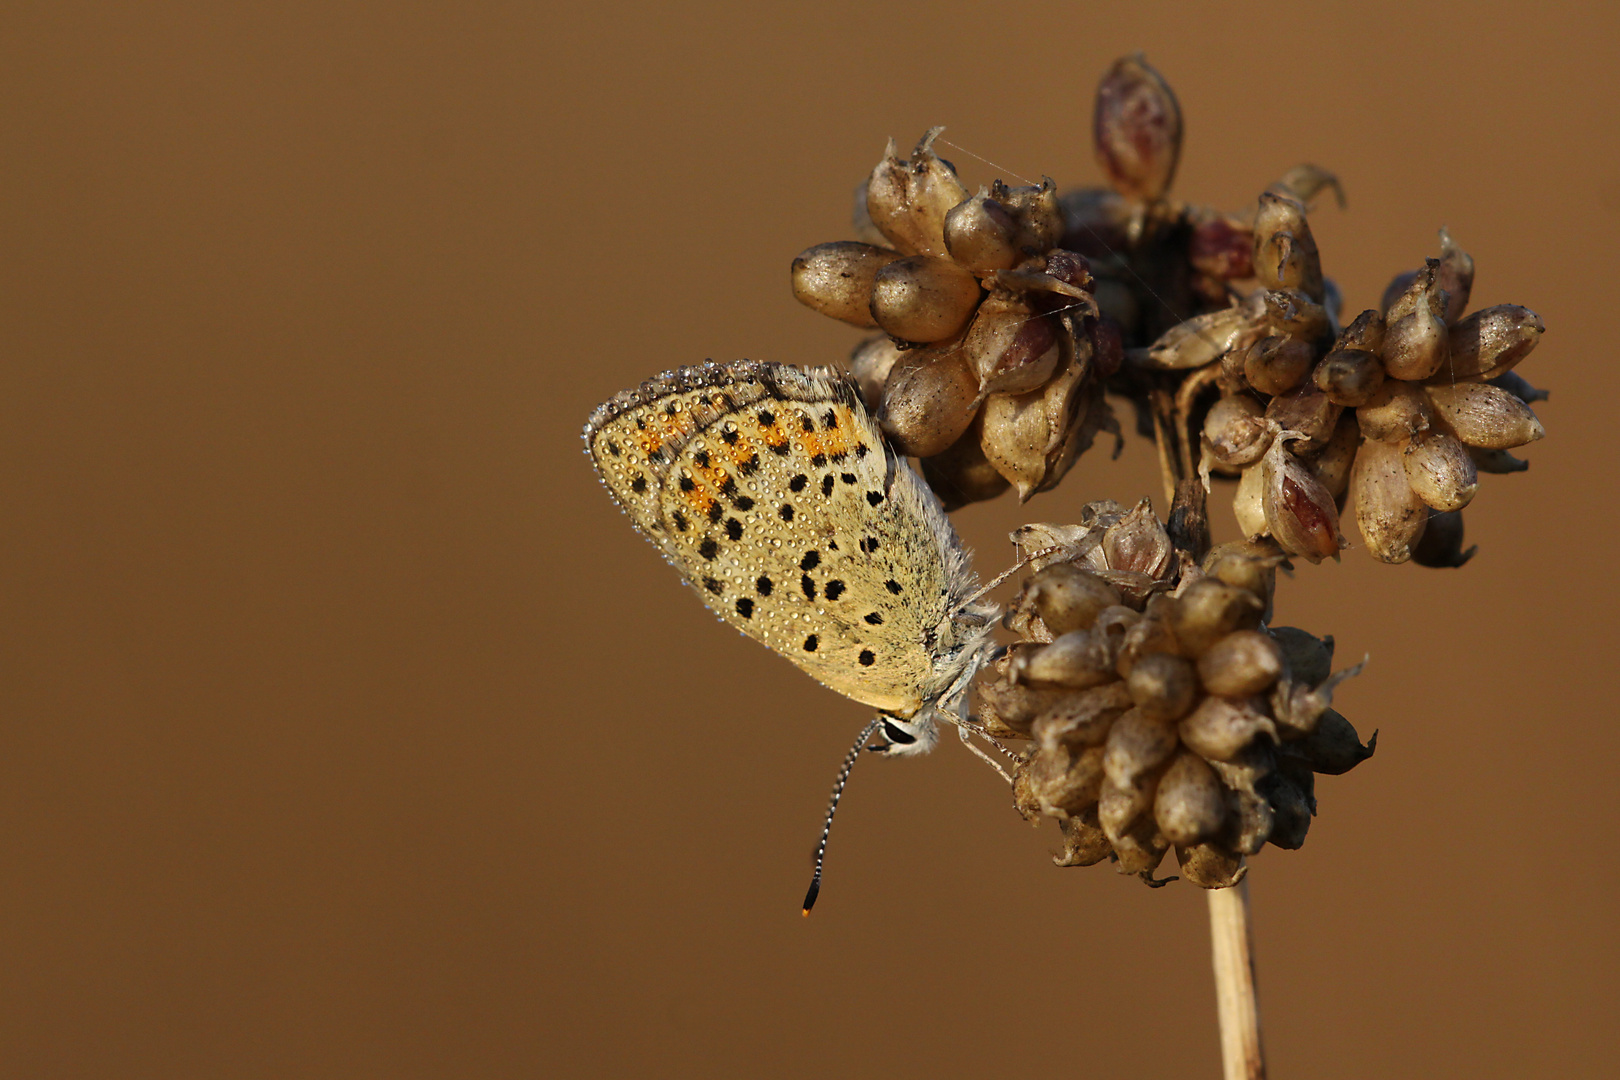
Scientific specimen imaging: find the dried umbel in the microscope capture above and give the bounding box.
[1161,213,1549,564]
[791,128,1120,508]
[986,505,1374,886]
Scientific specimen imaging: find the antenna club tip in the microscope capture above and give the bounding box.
[801,879,821,915]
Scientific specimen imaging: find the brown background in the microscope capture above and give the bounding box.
[2,2,1615,1077]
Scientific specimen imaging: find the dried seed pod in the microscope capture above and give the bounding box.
[1271,657,1364,737]
[790,242,905,328]
[994,178,1064,253]
[1253,191,1324,300]
[1202,539,1283,620]
[1261,433,1343,563]
[1357,379,1434,442]
[1313,347,1385,407]
[1290,708,1376,775]
[1339,308,1387,354]
[1381,260,1450,380]
[1208,748,1276,855]
[1350,437,1429,563]
[1430,304,1545,383]
[1127,652,1198,721]
[1176,842,1245,888]
[977,675,1075,737]
[1261,769,1313,849]
[962,294,1060,396]
[1402,431,1478,511]
[864,129,969,259]
[1010,563,1123,638]
[879,346,980,457]
[1488,370,1549,404]
[942,187,1021,272]
[1012,630,1118,689]
[1309,411,1362,500]
[1380,269,1419,315]
[1178,695,1276,762]
[1233,462,1269,539]
[1141,298,1265,369]
[920,417,1012,511]
[1154,752,1226,846]
[1435,227,1474,325]
[1102,499,1175,581]
[1203,394,1273,469]
[1055,810,1114,866]
[1169,579,1264,656]
[1245,335,1315,396]
[1265,383,1341,451]
[1197,630,1284,697]
[847,335,903,412]
[1033,681,1135,748]
[869,255,983,343]
[1423,383,1545,449]
[1188,211,1254,281]
[1411,508,1477,568]
[1270,626,1333,687]
[1103,708,1179,794]
[1018,742,1106,818]
[1115,596,1183,676]
[1468,446,1530,474]
[978,351,1091,501]
[1262,289,1330,343]
[1093,53,1182,203]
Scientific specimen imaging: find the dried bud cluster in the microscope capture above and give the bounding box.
[1178,218,1547,564]
[792,128,1120,508]
[980,503,1374,886]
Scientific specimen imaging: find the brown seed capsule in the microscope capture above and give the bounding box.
[962,295,1060,396]
[1468,446,1530,474]
[1012,630,1118,689]
[1055,810,1115,867]
[1266,383,1342,451]
[1253,191,1324,300]
[1381,260,1450,380]
[1187,210,1254,281]
[1380,269,1418,316]
[1115,596,1183,677]
[1263,289,1330,343]
[1488,370,1549,404]
[879,346,980,458]
[1178,695,1277,762]
[1233,462,1269,539]
[1309,411,1362,501]
[920,417,1012,511]
[1351,437,1429,563]
[1290,708,1376,775]
[1197,630,1284,697]
[864,129,968,259]
[1169,579,1264,657]
[977,675,1076,737]
[1203,394,1273,469]
[847,336,903,412]
[1142,298,1266,369]
[1427,304,1547,385]
[1339,308,1387,354]
[1202,539,1283,619]
[1357,379,1434,442]
[1093,54,1182,203]
[1176,842,1246,888]
[978,351,1091,501]
[790,242,906,328]
[1154,752,1226,846]
[994,178,1064,253]
[1435,227,1474,325]
[1103,708,1179,794]
[1261,434,1343,563]
[1245,335,1315,396]
[1423,383,1545,449]
[869,255,982,343]
[1411,508,1476,568]
[1033,681,1135,748]
[1012,562,1123,638]
[1271,656,1363,737]
[1314,347,1386,407]
[1209,748,1277,855]
[1102,499,1175,580]
[1402,431,1478,511]
[1127,652,1198,721]
[942,187,1021,272]
[1019,742,1106,818]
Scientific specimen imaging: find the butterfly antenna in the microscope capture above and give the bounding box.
[803,716,883,916]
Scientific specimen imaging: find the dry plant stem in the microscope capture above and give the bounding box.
[1149,387,1181,508]
[1208,882,1267,1080]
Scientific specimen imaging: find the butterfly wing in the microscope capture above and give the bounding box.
[584,361,977,716]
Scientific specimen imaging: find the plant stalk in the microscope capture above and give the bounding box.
[1208,881,1266,1080]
